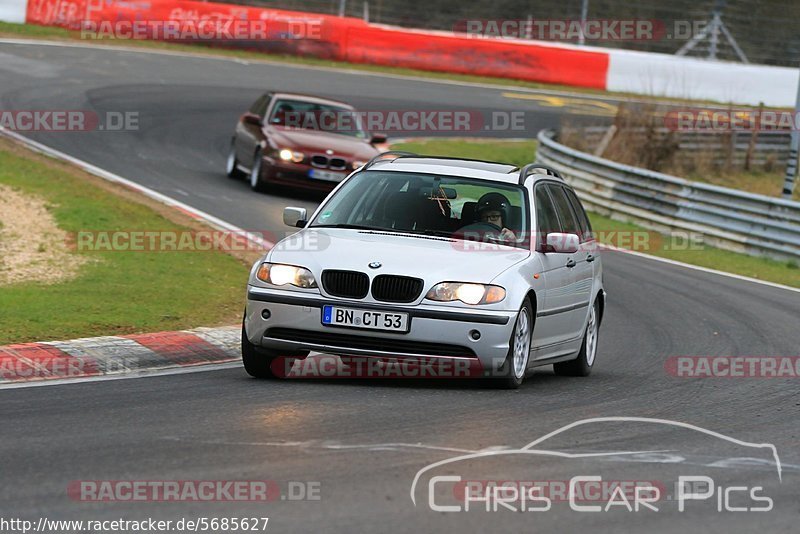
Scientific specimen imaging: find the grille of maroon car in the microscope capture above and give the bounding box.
[371,275,424,303]
[311,155,347,170]
[265,328,478,358]
[321,270,369,299]
[328,158,346,170]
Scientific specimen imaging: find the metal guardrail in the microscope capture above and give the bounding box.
[536,129,800,260]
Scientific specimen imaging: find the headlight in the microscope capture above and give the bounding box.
[256,263,317,288]
[279,149,304,163]
[352,160,367,169]
[425,282,506,305]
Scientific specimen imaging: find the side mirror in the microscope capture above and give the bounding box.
[283,206,308,228]
[370,133,388,144]
[243,113,263,126]
[545,233,580,254]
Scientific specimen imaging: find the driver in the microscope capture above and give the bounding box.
[475,192,517,242]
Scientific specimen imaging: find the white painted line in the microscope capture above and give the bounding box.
[600,243,800,294]
[0,361,241,390]
[0,126,273,250]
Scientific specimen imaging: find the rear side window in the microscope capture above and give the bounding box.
[547,184,581,236]
[563,187,593,241]
[534,185,561,236]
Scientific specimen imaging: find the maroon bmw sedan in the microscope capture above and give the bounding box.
[226,92,386,192]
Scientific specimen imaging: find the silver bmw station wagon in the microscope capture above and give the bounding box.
[243,152,605,388]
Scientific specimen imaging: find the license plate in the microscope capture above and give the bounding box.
[322,305,410,333]
[308,169,347,182]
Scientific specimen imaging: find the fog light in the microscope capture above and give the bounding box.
[469,330,481,341]
[261,309,271,320]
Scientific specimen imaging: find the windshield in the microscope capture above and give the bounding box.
[310,170,529,248]
[268,99,368,139]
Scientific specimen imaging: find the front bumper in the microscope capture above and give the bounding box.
[245,287,517,369]
[263,158,349,191]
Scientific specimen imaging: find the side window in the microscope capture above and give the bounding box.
[547,184,581,236]
[534,185,561,237]
[563,187,593,241]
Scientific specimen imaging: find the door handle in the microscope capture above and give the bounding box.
[586,254,596,263]
[566,259,576,268]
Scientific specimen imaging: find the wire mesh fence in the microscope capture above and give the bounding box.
[222,0,800,67]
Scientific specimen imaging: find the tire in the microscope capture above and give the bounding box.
[489,298,533,389]
[226,138,243,179]
[554,299,599,377]
[241,321,279,379]
[249,149,268,192]
[241,320,309,379]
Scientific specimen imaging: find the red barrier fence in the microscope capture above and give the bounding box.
[24,0,610,89]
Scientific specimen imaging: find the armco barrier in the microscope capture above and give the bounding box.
[342,25,608,89]
[23,0,362,59]
[19,0,609,89]
[606,48,799,109]
[536,129,800,261]
[0,0,26,24]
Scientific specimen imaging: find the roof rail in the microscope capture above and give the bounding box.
[364,151,418,170]
[518,163,562,185]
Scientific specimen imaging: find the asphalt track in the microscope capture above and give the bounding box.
[1,41,799,532]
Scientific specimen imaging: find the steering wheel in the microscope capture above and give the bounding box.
[458,221,503,234]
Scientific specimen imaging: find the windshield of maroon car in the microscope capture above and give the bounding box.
[269,99,368,139]
[310,171,530,248]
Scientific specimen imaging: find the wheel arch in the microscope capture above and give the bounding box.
[595,288,605,326]
[524,289,538,332]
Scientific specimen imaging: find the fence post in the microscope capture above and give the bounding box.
[783,72,800,198]
[744,102,763,171]
[578,0,589,45]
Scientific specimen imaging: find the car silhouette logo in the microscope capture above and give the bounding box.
[368,262,382,269]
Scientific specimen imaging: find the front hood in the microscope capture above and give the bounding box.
[268,127,378,158]
[266,229,530,296]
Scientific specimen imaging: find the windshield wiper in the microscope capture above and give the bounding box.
[312,223,387,231]
[418,230,455,239]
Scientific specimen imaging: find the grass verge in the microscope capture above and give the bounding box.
[687,169,799,202]
[393,138,538,168]
[393,138,800,288]
[0,138,254,344]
